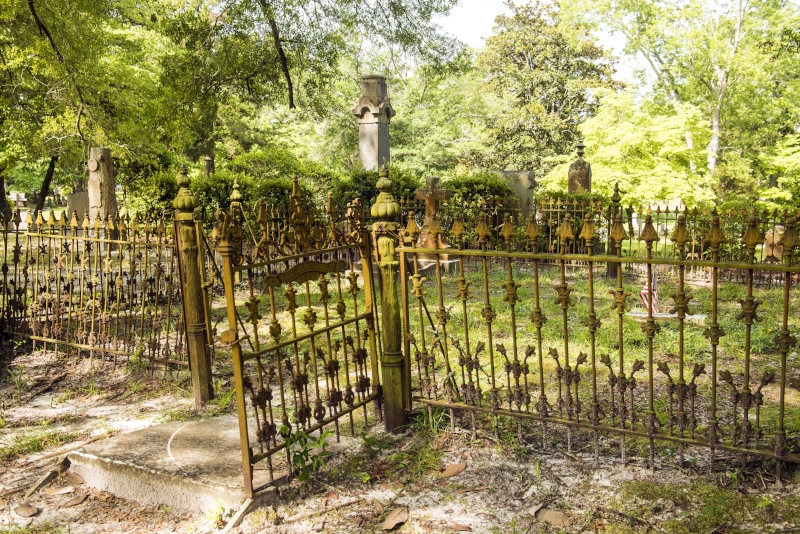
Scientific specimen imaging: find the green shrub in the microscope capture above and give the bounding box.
[441,171,514,200]
[120,169,178,218]
[227,145,339,189]
[191,169,312,216]
[329,166,421,213]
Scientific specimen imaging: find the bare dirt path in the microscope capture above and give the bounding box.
[2,347,800,533]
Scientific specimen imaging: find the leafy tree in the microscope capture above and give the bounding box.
[475,1,619,179]
[541,89,713,207]
[564,0,799,183]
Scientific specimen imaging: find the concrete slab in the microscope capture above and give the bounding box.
[67,416,279,515]
[68,416,356,515]
[68,416,259,514]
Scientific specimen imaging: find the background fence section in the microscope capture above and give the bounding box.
[0,209,187,369]
[399,202,800,475]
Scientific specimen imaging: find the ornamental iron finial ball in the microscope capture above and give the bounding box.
[370,164,400,219]
[172,164,198,212]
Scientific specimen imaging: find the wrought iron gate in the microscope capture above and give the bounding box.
[215,179,382,497]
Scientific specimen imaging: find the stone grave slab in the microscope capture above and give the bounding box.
[68,415,353,514]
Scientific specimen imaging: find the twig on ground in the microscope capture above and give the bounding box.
[266,497,364,528]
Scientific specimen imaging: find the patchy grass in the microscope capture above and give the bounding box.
[619,478,800,533]
[0,522,66,534]
[0,429,84,461]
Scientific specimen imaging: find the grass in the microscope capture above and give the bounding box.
[0,523,66,534]
[619,478,800,533]
[0,429,83,461]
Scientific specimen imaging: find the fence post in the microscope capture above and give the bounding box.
[173,165,214,408]
[371,164,407,432]
[606,183,622,277]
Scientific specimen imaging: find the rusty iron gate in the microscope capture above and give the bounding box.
[0,209,188,370]
[400,197,800,477]
[214,179,382,497]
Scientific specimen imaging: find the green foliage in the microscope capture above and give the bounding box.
[0,429,83,462]
[283,427,334,483]
[541,89,713,207]
[476,1,619,178]
[120,169,179,218]
[330,167,421,211]
[8,365,28,404]
[564,0,800,206]
[441,171,514,201]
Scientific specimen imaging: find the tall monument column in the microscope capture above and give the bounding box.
[352,75,395,170]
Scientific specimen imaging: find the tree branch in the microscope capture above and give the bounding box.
[257,0,295,109]
[26,0,63,62]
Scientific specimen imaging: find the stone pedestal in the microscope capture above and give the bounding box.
[352,76,395,170]
[87,147,118,221]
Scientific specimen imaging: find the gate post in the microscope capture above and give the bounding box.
[371,164,408,432]
[173,165,214,408]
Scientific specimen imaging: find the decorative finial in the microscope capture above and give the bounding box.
[576,139,586,159]
[370,164,400,219]
[230,177,242,203]
[173,164,198,212]
[611,182,622,204]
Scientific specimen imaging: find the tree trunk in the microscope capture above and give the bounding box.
[35,155,58,217]
[707,102,722,175]
[0,175,8,216]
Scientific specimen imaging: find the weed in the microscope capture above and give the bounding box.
[8,365,28,403]
[211,387,236,412]
[206,501,227,529]
[0,521,66,533]
[283,427,334,483]
[83,379,98,396]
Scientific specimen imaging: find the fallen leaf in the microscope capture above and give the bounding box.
[66,472,84,485]
[14,503,38,518]
[528,503,544,517]
[373,499,384,514]
[441,462,466,478]
[537,509,570,527]
[64,494,88,507]
[325,492,337,500]
[0,497,5,508]
[382,506,409,530]
[44,486,75,496]
[446,524,472,532]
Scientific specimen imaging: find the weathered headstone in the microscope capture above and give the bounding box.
[498,170,535,218]
[66,191,89,220]
[203,155,215,178]
[568,139,591,194]
[352,75,395,171]
[87,147,118,221]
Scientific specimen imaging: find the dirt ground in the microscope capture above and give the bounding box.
[2,347,800,534]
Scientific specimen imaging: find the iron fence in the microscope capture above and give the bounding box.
[0,209,188,370]
[214,178,382,497]
[399,204,800,477]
